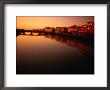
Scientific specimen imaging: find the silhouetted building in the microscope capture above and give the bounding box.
[68,25,78,33]
[44,27,53,32]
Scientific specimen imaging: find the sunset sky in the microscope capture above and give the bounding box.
[16,16,94,30]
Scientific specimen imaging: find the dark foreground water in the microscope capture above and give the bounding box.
[16,33,94,74]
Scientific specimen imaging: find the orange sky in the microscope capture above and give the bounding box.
[16,16,94,30]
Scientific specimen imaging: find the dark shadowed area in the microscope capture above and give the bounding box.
[16,33,94,74]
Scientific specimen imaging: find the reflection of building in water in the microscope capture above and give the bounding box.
[44,34,94,56]
[54,35,61,41]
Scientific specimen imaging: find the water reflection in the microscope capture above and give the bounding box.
[43,34,94,57]
[16,32,94,74]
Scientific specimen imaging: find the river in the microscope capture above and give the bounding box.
[16,32,94,74]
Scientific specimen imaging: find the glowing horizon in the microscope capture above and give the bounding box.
[16,16,94,30]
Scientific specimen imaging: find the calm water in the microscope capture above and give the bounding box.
[16,32,94,74]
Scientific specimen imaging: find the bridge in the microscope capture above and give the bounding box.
[16,29,94,39]
[17,30,44,35]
